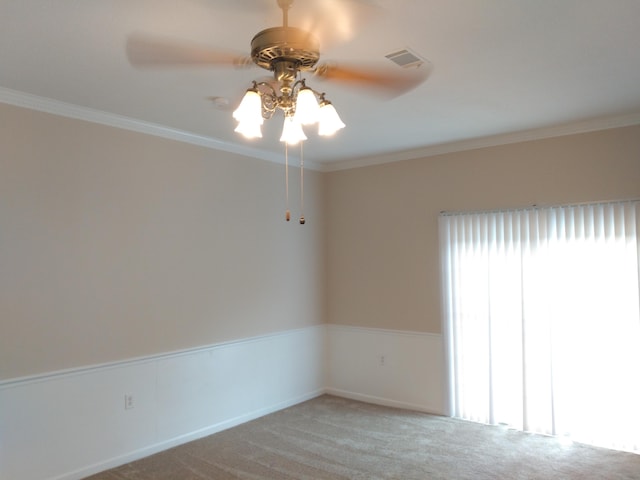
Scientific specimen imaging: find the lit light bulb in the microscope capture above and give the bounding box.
[317,101,345,136]
[293,87,320,125]
[234,120,262,139]
[232,89,263,125]
[280,116,307,145]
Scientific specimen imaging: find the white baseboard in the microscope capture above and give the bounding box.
[2,323,447,480]
[61,389,325,480]
[326,324,446,416]
[0,326,326,480]
[325,388,442,415]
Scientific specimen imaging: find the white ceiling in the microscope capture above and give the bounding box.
[2,0,640,170]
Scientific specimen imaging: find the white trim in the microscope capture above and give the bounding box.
[0,324,326,388]
[55,389,324,480]
[3,87,639,173]
[327,323,442,339]
[325,388,441,415]
[326,324,446,416]
[0,324,327,480]
[0,87,324,171]
[321,112,640,172]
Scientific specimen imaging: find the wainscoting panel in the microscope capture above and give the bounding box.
[326,324,445,415]
[0,325,326,480]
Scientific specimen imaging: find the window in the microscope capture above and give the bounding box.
[440,201,640,453]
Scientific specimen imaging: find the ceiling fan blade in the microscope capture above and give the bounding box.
[313,61,432,97]
[212,0,382,50]
[289,0,383,50]
[126,34,250,68]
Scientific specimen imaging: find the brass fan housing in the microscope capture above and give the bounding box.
[251,27,320,78]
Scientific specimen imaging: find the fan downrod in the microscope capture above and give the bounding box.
[277,0,294,27]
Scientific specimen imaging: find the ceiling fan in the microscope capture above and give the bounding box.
[126,0,430,105]
[126,0,430,223]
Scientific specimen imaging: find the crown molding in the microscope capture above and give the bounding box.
[0,87,327,170]
[322,112,640,172]
[3,87,639,173]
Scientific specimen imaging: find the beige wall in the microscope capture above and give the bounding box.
[326,125,640,334]
[0,103,326,380]
[3,101,639,380]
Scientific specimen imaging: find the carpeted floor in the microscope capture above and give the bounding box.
[85,395,640,479]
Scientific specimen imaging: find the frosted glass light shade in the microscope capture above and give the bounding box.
[280,116,307,145]
[318,102,345,136]
[293,87,320,125]
[232,89,263,125]
[234,120,262,139]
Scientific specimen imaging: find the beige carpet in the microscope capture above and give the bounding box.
[86,395,640,479]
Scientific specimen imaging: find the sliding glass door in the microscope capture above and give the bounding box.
[440,201,640,453]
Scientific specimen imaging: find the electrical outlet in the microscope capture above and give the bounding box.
[379,355,385,366]
[124,394,134,410]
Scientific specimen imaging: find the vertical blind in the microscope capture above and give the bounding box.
[439,201,640,453]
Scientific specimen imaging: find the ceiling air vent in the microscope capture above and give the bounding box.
[385,48,424,68]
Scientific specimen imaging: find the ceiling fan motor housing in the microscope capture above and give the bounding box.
[251,26,320,79]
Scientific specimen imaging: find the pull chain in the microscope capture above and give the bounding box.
[285,142,290,221]
[299,142,305,224]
